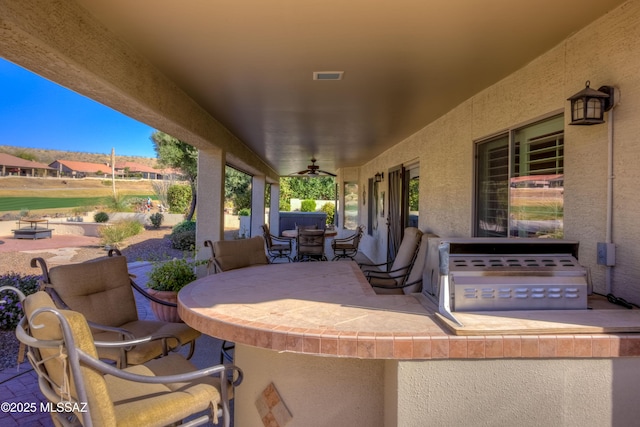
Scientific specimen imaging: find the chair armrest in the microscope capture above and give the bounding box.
[364,264,411,279]
[270,234,293,247]
[78,351,243,387]
[94,333,182,353]
[359,260,393,271]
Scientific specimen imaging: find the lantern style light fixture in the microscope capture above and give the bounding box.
[567,80,614,125]
[375,172,384,183]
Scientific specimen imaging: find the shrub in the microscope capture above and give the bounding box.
[279,200,291,212]
[99,219,143,247]
[167,184,192,214]
[169,220,196,250]
[147,258,205,293]
[94,211,109,223]
[301,199,316,212]
[320,202,335,225]
[237,208,250,216]
[170,230,196,251]
[149,212,164,228]
[0,273,41,330]
[172,220,196,235]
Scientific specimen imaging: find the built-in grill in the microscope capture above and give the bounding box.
[422,238,590,319]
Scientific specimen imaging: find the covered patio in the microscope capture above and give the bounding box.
[3,0,640,425]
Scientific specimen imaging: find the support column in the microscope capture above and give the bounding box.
[270,183,281,236]
[196,148,225,273]
[251,175,266,237]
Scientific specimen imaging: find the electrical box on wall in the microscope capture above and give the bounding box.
[597,242,616,266]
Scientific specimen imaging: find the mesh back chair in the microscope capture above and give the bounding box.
[17,291,242,427]
[295,228,327,261]
[331,225,364,261]
[31,251,200,368]
[359,227,423,294]
[261,224,293,262]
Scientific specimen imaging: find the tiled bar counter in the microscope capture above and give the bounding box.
[179,262,640,426]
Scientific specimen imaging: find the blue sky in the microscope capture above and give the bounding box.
[0,58,157,158]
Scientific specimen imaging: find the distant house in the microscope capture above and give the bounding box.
[0,153,56,177]
[114,161,161,179]
[49,159,114,178]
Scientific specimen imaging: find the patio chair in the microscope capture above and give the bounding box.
[205,235,269,274]
[295,228,327,261]
[261,223,293,262]
[31,252,200,368]
[366,232,430,295]
[359,227,423,294]
[16,290,243,427]
[205,236,270,363]
[331,225,364,261]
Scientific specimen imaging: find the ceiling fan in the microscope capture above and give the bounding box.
[294,158,336,177]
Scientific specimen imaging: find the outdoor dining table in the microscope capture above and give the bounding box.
[280,227,338,238]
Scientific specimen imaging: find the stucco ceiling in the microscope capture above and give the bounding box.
[74,0,624,176]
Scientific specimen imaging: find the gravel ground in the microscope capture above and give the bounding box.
[0,226,188,370]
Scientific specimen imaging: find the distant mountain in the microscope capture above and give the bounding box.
[0,145,158,168]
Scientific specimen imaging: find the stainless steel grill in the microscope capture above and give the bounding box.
[422,238,590,318]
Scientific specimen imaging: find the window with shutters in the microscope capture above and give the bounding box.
[475,115,564,238]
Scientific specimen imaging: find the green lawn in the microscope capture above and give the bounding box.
[0,195,153,212]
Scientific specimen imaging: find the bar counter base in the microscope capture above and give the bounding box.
[234,344,640,427]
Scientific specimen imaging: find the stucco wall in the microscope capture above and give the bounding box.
[394,357,640,426]
[235,344,385,427]
[359,0,640,301]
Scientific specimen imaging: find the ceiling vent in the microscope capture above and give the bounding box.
[313,71,344,81]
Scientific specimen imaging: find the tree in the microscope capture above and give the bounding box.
[151,131,198,221]
[225,166,252,213]
[279,176,335,208]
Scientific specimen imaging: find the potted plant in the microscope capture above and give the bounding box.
[146,257,204,322]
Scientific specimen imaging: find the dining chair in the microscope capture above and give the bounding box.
[261,223,293,262]
[295,228,327,261]
[17,290,243,427]
[331,225,364,261]
[31,252,200,368]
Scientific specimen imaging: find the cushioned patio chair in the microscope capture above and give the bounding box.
[295,228,327,261]
[359,227,423,294]
[331,225,364,261]
[205,236,270,362]
[367,232,430,295]
[31,252,200,368]
[261,224,293,262]
[16,291,243,427]
[205,235,270,274]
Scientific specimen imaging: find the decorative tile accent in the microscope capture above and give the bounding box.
[255,382,292,427]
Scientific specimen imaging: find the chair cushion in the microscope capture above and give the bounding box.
[107,354,222,426]
[48,256,138,327]
[390,227,423,278]
[402,234,429,294]
[213,236,269,272]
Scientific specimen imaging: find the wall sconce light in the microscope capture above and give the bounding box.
[567,80,614,125]
[375,172,384,183]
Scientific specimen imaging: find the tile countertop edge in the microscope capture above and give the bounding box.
[177,264,640,360]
